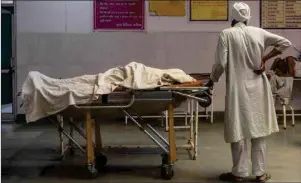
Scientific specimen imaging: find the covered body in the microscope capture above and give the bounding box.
[21,62,196,122]
[210,22,291,143]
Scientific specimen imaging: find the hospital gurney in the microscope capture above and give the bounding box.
[43,82,211,180]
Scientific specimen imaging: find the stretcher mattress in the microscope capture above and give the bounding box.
[59,91,187,120]
[21,62,202,122]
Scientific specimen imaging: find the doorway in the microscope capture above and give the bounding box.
[2,5,16,122]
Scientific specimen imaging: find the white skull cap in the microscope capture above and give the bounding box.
[231,2,251,22]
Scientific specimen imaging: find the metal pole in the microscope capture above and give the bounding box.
[69,120,97,148]
[147,124,169,146]
[51,118,86,153]
[123,110,169,154]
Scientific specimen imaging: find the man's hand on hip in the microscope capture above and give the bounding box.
[254,60,266,75]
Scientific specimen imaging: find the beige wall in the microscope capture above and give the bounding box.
[16,1,301,114]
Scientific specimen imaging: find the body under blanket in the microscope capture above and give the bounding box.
[21,62,196,122]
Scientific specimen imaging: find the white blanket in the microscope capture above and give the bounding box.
[21,62,195,122]
[268,71,294,98]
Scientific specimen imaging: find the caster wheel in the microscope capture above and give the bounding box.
[86,164,98,179]
[95,153,107,171]
[284,127,287,130]
[196,93,212,108]
[160,165,174,180]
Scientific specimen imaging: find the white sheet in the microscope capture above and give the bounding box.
[268,71,294,98]
[21,62,196,122]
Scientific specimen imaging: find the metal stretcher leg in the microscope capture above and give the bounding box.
[94,122,102,151]
[185,105,188,126]
[54,116,107,176]
[50,116,85,156]
[210,90,214,124]
[160,104,176,180]
[163,99,197,159]
[57,115,71,159]
[84,111,98,178]
[94,121,107,171]
[189,100,194,146]
[57,116,64,158]
[288,105,295,126]
[165,111,168,132]
[193,101,199,160]
[282,105,287,129]
[68,118,75,155]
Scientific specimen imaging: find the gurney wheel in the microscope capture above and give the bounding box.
[95,153,107,171]
[160,165,174,180]
[86,164,98,179]
[196,93,212,108]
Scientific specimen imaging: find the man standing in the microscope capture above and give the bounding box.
[205,2,292,183]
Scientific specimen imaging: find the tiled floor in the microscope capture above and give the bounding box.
[1,118,301,183]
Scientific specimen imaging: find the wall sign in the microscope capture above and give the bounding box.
[149,0,186,17]
[94,0,145,30]
[190,0,228,21]
[260,0,301,29]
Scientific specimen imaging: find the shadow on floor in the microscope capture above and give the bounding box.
[40,164,163,180]
[1,146,167,180]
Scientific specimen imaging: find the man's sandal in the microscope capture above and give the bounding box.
[255,173,271,183]
[219,172,245,183]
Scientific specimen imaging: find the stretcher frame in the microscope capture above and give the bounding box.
[125,89,214,129]
[124,75,214,161]
[123,96,202,160]
[46,85,210,180]
[164,89,214,130]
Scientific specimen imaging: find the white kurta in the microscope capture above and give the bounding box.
[210,22,292,143]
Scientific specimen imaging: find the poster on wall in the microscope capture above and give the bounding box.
[190,0,228,21]
[260,0,301,29]
[93,0,145,30]
[149,0,186,17]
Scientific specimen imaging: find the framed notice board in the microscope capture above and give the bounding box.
[190,0,229,21]
[260,0,301,29]
[149,0,186,17]
[93,0,145,31]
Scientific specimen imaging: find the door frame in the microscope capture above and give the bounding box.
[1,3,17,122]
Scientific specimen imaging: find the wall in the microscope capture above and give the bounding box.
[16,1,301,114]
